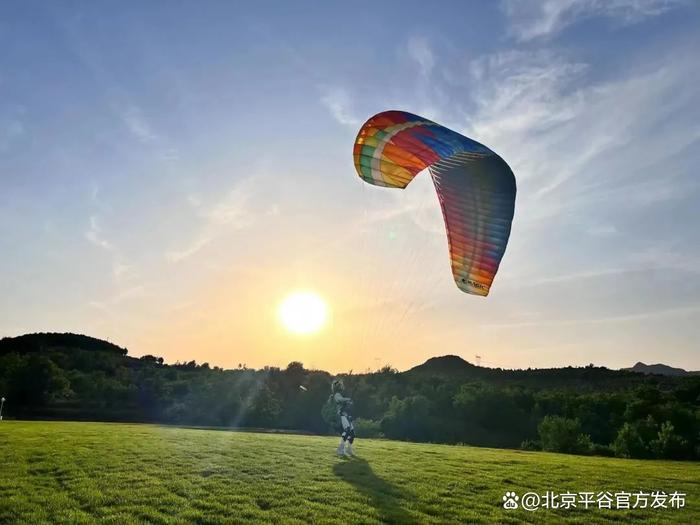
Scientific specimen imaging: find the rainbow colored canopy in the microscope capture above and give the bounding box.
[353,110,516,296]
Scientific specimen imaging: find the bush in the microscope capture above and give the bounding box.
[650,421,691,460]
[354,418,383,439]
[575,433,594,455]
[590,443,615,457]
[538,416,591,454]
[520,439,541,451]
[381,395,433,441]
[321,395,340,433]
[612,422,648,458]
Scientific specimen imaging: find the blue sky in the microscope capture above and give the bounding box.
[1,1,698,371]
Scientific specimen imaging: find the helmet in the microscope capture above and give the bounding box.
[331,378,344,393]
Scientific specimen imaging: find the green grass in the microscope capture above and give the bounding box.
[0,422,697,524]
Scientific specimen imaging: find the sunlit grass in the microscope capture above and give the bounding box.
[1,421,697,524]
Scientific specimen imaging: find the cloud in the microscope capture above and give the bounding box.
[89,284,147,317]
[466,50,587,140]
[358,175,445,237]
[88,301,109,312]
[85,192,138,281]
[484,304,700,329]
[186,193,202,207]
[85,215,115,251]
[112,261,136,280]
[112,284,146,303]
[628,246,700,275]
[85,205,143,313]
[498,246,700,293]
[166,178,256,263]
[159,148,180,162]
[407,36,435,78]
[502,0,689,41]
[320,87,360,126]
[504,267,629,288]
[122,105,158,143]
[459,48,700,215]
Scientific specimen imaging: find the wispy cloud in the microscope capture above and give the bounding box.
[360,176,446,237]
[460,48,700,212]
[112,261,136,280]
[85,215,115,251]
[502,0,689,41]
[407,36,434,78]
[466,50,587,141]
[112,284,146,303]
[628,246,700,275]
[484,304,700,329]
[320,87,360,126]
[166,178,256,263]
[499,248,700,292]
[502,267,629,288]
[89,285,147,316]
[122,105,158,143]
[84,200,144,311]
[85,219,140,285]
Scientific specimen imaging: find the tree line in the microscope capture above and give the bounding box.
[1,333,698,460]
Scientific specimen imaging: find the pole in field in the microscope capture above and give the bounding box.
[0,397,5,421]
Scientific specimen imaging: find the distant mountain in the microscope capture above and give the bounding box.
[0,332,127,356]
[623,362,699,377]
[405,354,699,390]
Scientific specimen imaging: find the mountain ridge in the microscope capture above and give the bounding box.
[622,361,699,377]
[1,333,697,377]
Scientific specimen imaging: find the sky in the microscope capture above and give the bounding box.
[1,0,698,372]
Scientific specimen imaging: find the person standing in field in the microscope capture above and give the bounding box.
[331,379,355,457]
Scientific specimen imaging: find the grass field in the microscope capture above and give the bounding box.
[0,421,697,524]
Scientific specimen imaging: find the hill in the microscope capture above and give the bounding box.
[0,332,127,356]
[2,421,697,524]
[407,354,478,374]
[406,355,686,391]
[624,362,700,377]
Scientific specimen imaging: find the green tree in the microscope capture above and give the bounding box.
[612,422,648,458]
[650,421,690,459]
[538,416,591,454]
[381,395,432,441]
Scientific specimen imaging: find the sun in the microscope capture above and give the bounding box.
[278,291,329,335]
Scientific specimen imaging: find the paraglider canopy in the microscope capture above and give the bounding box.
[353,110,516,296]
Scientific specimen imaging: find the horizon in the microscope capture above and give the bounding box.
[2,332,697,374]
[2,1,699,373]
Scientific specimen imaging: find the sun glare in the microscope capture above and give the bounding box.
[278,291,328,335]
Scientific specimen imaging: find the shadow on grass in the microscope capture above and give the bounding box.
[333,458,417,524]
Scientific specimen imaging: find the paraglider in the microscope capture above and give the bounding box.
[353,111,516,296]
[330,379,355,457]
